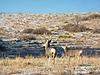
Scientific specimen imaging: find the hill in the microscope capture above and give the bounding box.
[0,12,100,37]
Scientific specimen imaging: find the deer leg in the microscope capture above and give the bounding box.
[51,52,54,58]
[52,53,55,64]
[51,53,55,64]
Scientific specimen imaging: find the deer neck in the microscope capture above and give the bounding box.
[43,42,48,50]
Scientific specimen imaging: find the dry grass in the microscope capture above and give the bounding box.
[0,56,100,74]
[0,57,47,74]
[62,23,90,32]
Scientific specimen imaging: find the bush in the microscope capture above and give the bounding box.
[63,24,90,32]
[89,14,100,19]
[22,28,34,33]
[81,14,100,21]
[93,28,100,33]
[32,27,51,34]
[20,35,36,41]
[58,35,72,38]
[22,27,51,34]
[79,25,91,32]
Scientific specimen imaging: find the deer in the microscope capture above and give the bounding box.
[42,39,57,64]
[66,49,83,58]
[62,43,83,58]
[42,39,56,59]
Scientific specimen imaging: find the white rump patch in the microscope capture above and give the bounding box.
[51,48,56,54]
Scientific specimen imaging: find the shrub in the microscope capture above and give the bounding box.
[63,24,90,32]
[81,14,100,21]
[81,17,89,21]
[79,25,91,32]
[73,15,81,26]
[93,28,100,33]
[22,28,34,33]
[22,27,51,34]
[32,27,51,34]
[20,35,36,41]
[89,14,100,19]
[58,35,72,38]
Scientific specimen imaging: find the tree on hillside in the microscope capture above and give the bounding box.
[73,15,81,26]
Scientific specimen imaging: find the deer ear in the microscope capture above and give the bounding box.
[48,35,52,39]
[43,36,47,42]
[65,43,67,46]
[42,44,45,47]
[50,35,52,38]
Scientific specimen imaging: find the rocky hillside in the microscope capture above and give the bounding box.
[0,12,100,37]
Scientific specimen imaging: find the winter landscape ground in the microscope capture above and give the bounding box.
[0,12,100,75]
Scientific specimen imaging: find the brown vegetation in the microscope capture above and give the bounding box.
[22,28,34,34]
[22,27,51,34]
[32,27,51,34]
[81,13,100,21]
[19,35,37,41]
[0,57,99,75]
[93,27,100,33]
[62,23,90,32]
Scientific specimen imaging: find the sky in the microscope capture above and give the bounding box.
[0,0,100,13]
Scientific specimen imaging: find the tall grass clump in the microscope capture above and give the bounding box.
[22,28,34,34]
[81,14,100,21]
[20,35,37,41]
[22,27,51,34]
[32,27,51,34]
[62,24,90,32]
[93,28,100,33]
